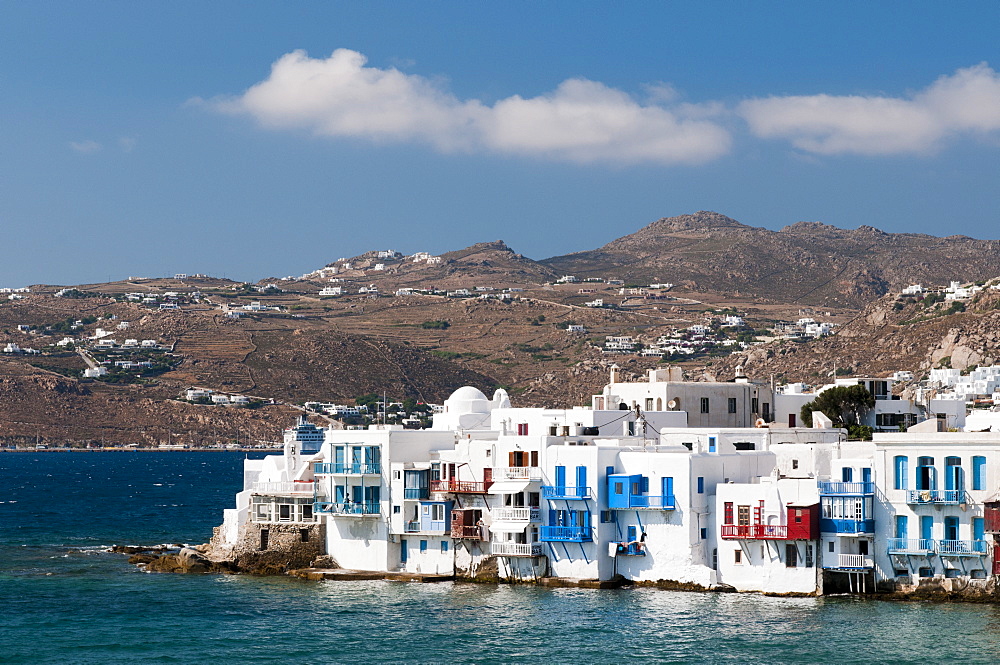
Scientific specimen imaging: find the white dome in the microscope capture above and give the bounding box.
[448,386,489,403]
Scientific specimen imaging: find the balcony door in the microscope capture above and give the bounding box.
[944,516,959,541]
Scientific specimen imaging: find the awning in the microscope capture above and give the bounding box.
[489,521,531,533]
[487,480,534,495]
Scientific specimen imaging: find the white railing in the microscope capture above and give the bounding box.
[492,507,541,522]
[491,542,543,557]
[251,481,315,494]
[491,466,542,481]
[837,554,873,569]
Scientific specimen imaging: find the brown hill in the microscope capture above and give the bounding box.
[541,211,1000,307]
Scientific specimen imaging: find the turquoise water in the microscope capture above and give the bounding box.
[3,452,1000,664]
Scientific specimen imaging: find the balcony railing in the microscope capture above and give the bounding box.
[820,518,875,534]
[451,525,486,540]
[539,526,593,542]
[937,540,989,556]
[819,481,875,495]
[906,490,969,505]
[492,507,541,522]
[541,486,593,500]
[720,524,812,540]
[403,487,429,500]
[313,501,379,516]
[491,466,542,481]
[250,480,315,494]
[491,542,543,557]
[313,462,381,475]
[887,538,936,554]
[404,520,421,533]
[616,542,646,556]
[824,553,874,570]
[614,494,676,510]
[430,480,488,494]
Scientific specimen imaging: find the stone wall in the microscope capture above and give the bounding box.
[220,520,327,574]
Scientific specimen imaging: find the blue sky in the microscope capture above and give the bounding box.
[2,1,999,286]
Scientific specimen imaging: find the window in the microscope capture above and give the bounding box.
[762,403,770,421]
[724,502,734,525]
[393,470,401,480]
[645,398,654,411]
[945,457,964,492]
[708,436,717,453]
[805,544,814,568]
[259,529,269,551]
[916,457,936,491]
[918,567,934,578]
[393,505,401,514]
[712,548,718,570]
[614,482,624,495]
[733,505,749,527]
[894,569,909,578]
[697,477,705,494]
[973,456,986,490]
[419,539,428,553]
[431,504,445,521]
[517,423,528,436]
[828,541,834,553]
[895,515,908,539]
[700,398,710,414]
[734,549,742,564]
[971,569,987,579]
[841,467,853,483]
[945,569,961,579]
[300,529,309,543]
[728,397,737,414]
[894,456,908,490]
[700,528,707,540]
[441,541,449,553]
[792,459,799,470]
[751,398,759,414]
[786,544,798,567]
[600,510,616,523]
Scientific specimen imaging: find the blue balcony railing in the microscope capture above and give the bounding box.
[403,487,429,500]
[313,501,380,515]
[541,486,593,500]
[818,481,875,495]
[539,526,593,542]
[314,462,381,475]
[611,494,676,510]
[937,540,989,556]
[887,538,936,554]
[820,518,875,534]
[906,490,969,505]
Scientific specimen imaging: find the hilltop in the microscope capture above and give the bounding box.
[542,211,1000,307]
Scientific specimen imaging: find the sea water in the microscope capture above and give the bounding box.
[3,451,1000,664]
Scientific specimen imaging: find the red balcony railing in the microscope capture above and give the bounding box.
[451,525,486,540]
[721,524,812,540]
[430,480,488,494]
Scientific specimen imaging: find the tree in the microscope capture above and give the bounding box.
[800,385,875,428]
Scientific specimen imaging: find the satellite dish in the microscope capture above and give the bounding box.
[667,398,679,410]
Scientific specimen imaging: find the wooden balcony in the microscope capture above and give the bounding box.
[430,480,488,494]
[720,524,812,540]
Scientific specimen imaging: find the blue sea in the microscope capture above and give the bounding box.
[3,451,1000,664]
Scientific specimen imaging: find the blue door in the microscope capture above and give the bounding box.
[944,517,959,541]
[662,477,674,507]
[555,466,566,493]
[575,466,587,497]
[895,515,907,539]
[920,516,933,541]
[862,468,872,484]
[627,525,638,542]
[400,539,407,564]
[842,467,853,483]
[335,485,346,504]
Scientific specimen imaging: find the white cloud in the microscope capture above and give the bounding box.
[209,48,731,165]
[119,137,136,153]
[738,63,1000,155]
[69,140,102,154]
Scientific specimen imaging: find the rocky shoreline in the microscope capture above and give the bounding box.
[112,545,1000,601]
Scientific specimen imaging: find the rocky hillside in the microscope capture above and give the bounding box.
[542,211,1000,307]
[707,286,1000,385]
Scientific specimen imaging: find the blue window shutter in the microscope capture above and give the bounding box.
[895,515,907,539]
[842,467,853,483]
[973,456,986,491]
[662,477,674,500]
[420,539,427,553]
[862,468,872,484]
[641,476,649,494]
[627,525,637,542]
[974,517,984,541]
[441,541,449,553]
[697,477,705,494]
[555,465,566,489]
[606,466,615,479]
[894,456,908,490]
[576,466,587,494]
